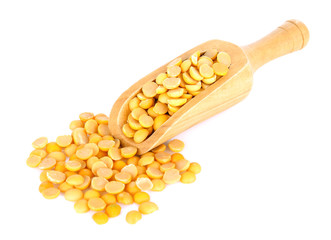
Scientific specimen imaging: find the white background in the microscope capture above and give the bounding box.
[0,0,330,239]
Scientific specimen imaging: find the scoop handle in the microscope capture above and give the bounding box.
[242,19,309,73]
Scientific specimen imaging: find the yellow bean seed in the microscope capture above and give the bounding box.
[131,108,147,121]
[151,144,166,153]
[30,149,47,159]
[79,168,94,178]
[84,189,100,200]
[56,135,72,148]
[48,151,66,162]
[46,142,62,153]
[115,172,132,184]
[202,74,217,84]
[142,81,158,98]
[133,129,149,143]
[138,201,158,215]
[74,199,89,213]
[185,81,201,92]
[92,212,109,225]
[151,179,166,191]
[146,167,163,179]
[38,157,56,170]
[40,170,49,182]
[65,160,82,171]
[163,78,181,90]
[129,97,141,111]
[64,144,78,157]
[140,98,155,110]
[64,189,83,201]
[98,124,110,136]
[147,161,160,169]
[189,66,203,81]
[138,155,154,166]
[217,51,231,67]
[101,193,116,205]
[171,153,184,162]
[168,104,180,113]
[79,112,94,122]
[58,182,74,192]
[91,176,108,191]
[160,162,175,172]
[122,123,136,138]
[199,63,214,78]
[72,128,88,145]
[204,48,218,60]
[105,204,121,218]
[158,93,170,104]
[66,174,84,186]
[125,181,140,195]
[163,169,181,184]
[188,162,201,174]
[136,176,153,191]
[197,56,213,68]
[120,147,137,159]
[133,192,150,204]
[138,114,154,128]
[85,119,98,135]
[97,167,113,179]
[126,210,142,224]
[190,51,200,66]
[180,171,196,183]
[108,147,122,160]
[167,65,181,77]
[156,85,167,94]
[42,187,60,199]
[100,156,113,169]
[75,175,91,190]
[168,139,184,152]
[167,98,187,107]
[105,181,125,194]
[156,72,168,85]
[88,197,106,211]
[32,137,48,149]
[212,62,229,76]
[167,88,184,98]
[175,159,190,172]
[95,113,109,125]
[182,72,198,85]
[39,181,54,193]
[181,59,192,72]
[69,120,84,131]
[128,114,143,130]
[98,140,115,152]
[153,115,170,131]
[117,192,133,205]
[167,57,182,67]
[27,155,42,168]
[155,152,171,164]
[112,160,126,171]
[137,92,149,101]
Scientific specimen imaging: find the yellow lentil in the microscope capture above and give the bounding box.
[88,197,106,211]
[92,212,109,225]
[66,174,85,186]
[56,135,72,147]
[38,157,56,170]
[126,210,142,224]
[188,162,201,174]
[46,142,62,153]
[163,169,181,184]
[32,137,48,149]
[84,189,100,200]
[26,155,41,168]
[74,199,89,213]
[133,192,150,204]
[180,171,196,183]
[91,177,108,191]
[72,128,88,145]
[42,187,60,199]
[168,139,185,152]
[64,189,83,201]
[138,201,158,215]
[65,160,82,172]
[105,181,125,194]
[105,204,121,218]
[101,193,116,205]
[117,192,133,205]
[151,179,166,191]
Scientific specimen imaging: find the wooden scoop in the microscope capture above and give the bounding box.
[109,19,309,154]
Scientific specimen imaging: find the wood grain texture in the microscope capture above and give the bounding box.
[109,20,309,154]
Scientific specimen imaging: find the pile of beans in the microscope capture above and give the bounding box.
[123,49,231,143]
[27,112,201,225]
